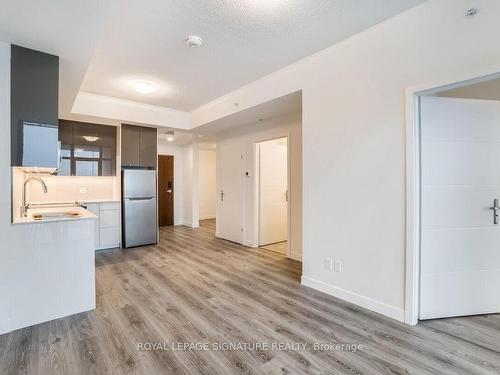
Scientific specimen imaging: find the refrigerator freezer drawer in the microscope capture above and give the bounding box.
[122,169,157,199]
[123,197,157,248]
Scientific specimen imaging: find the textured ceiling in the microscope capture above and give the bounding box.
[81,0,425,111]
[0,0,426,117]
[195,91,302,134]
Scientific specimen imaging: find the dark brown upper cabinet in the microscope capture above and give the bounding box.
[11,45,59,168]
[58,120,117,176]
[121,125,141,167]
[121,124,157,168]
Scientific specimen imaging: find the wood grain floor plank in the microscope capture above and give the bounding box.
[1,220,500,374]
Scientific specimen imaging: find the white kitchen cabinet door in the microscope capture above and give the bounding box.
[87,202,121,250]
[420,96,500,319]
[100,202,120,211]
[216,141,242,244]
[99,209,120,228]
[85,203,100,250]
[99,227,121,249]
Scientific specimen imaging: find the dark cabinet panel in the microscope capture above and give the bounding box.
[121,125,141,167]
[121,124,157,168]
[58,120,117,176]
[11,45,59,167]
[139,126,158,168]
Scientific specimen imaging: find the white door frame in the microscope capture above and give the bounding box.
[405,68,500,325]
[255,133,291,257]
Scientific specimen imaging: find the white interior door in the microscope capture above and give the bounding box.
[216,141,242,243]
[420,96,500,319]
[259,138,288,246]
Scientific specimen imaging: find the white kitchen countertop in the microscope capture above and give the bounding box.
[29,199,121,205]
[81,199,121,204]
[13,206,98,225]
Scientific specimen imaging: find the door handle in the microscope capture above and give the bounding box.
[167,189,172,194]
[490,198,499,224]
[220,190,225,202]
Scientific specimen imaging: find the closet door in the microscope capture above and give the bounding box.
[216,141,242,243]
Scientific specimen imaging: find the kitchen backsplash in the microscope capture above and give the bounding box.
[13,169,119,205]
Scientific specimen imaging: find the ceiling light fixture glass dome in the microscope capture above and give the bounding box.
[129,80,159,94]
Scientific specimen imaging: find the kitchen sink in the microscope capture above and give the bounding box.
[31,211,82,220]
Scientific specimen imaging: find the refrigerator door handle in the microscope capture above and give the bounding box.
[126,197,154,201]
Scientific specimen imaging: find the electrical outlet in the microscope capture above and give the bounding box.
[79,186,87,194]
[324,257,333,271]
[334,260,342,273]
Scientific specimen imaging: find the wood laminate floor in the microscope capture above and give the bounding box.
[1,223,500,374]
[261,241,288,256]
[200,218,216,233]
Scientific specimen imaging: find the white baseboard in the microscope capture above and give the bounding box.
[301,276,405,322]
[199,215,216,220]
[181,221,199,228]
[243,240,257,248]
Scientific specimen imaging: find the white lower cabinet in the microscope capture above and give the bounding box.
[100,227,121,249]
[86,202,121,250]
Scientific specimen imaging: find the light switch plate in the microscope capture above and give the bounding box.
[79,186,88,194]
[334,260,342,273]
[325,257,333,271]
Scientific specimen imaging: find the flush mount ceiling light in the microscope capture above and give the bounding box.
[185,35,203,48]
[246,0,287,12]
[161,130,175,142]
[129,80,159,94]
[82,135,100,142]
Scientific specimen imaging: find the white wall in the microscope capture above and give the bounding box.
[11,167,24,220]
[198,149,216,220]
[192,0,500,321]
[182,143,199,227]
[216,113,302,261]
[158,142,200,227]
[0,41,12,334]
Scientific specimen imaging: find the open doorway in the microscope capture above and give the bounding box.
[257,136,289,256]
[406,72,500,324]
[198,143,217,234]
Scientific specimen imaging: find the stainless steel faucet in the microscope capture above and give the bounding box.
[22,176,48,217]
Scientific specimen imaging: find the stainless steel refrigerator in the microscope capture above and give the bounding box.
[122,168,157,248]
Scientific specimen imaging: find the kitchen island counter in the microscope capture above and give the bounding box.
[4,207,96,334]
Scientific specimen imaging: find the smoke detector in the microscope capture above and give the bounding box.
[185,35,203,48]
[465,8,478,17]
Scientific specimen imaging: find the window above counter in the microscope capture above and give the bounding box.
[58,120,117,176]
